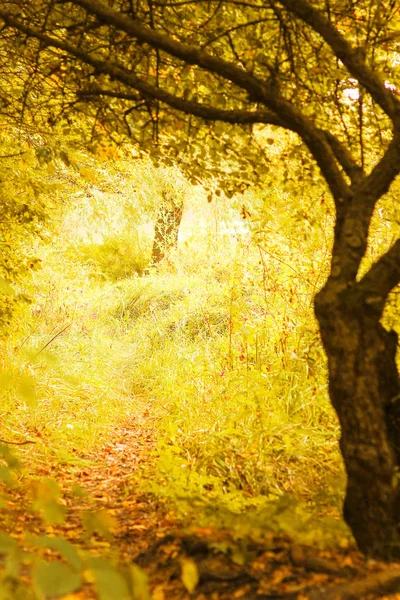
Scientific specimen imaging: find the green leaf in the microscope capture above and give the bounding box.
[17,374,37,405]
[87,558,131,600]
[43,501,66,524]
[0,532,18,554]
[0,445,20,469]
[26,535,82,570]
[0,466,13,486]
[0,278,15,296]
[130,564,150,600]
[82,509,116,541]
[30,479,66,524]
[33,561,82,598]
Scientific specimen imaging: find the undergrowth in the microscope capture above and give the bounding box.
[15,153,400,548]
[0,167,350,544]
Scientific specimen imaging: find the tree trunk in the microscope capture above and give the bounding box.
[151,193,183,265]
[314,283,400,559]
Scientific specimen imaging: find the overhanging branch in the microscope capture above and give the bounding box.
[356,131,400,203]
[67,0,352,202]
[322,130,363,185]
[69,0,272,96]
[278,0,400,121]
[0,3,351,202]
[78,86,285,126]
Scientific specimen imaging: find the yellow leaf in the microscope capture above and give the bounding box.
[180,558,199,593]
[79,167,96,184]
[47,162,57,175]
[151,585,165,600]
[83,569,96,584]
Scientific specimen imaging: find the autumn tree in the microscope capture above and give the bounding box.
[1,0,400,558]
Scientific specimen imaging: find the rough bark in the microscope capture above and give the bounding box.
[151,193,183,265]
[314,282,400,558]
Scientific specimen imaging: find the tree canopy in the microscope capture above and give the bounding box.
[0,1,398,188]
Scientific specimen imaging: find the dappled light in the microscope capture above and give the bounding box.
[1,1,400,598]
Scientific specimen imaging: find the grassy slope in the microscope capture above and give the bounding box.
[5,162,396,545]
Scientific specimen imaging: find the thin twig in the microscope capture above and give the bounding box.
[34,323,72,357]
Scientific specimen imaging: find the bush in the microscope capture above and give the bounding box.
[0,139,50,338]
[79,231,150,280]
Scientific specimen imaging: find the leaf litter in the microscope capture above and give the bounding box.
[1,413,400,600]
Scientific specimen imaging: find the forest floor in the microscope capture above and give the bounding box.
[2,413,400,600]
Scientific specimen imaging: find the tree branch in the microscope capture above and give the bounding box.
[278,0,400,121]
[66,0,352,201]
[356,130,400,203]
[322,130,363,185]
[357,239,400,314]
[323,127,400,286]
[78,86,285,126]
[0,2,350,202]
[65,0,275,96]
[201,18,274,48]
[0,150,28,159]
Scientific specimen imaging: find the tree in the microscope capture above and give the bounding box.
[0,126,54,338]
[151,190,182,265]
[150,168,187,265]
[1,0,400,558]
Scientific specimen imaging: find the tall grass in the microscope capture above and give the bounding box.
[2,172,345,508]
[3,164,381,543]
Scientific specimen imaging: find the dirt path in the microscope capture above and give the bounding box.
[2,416,400,600]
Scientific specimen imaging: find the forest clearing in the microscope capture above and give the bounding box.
[1,1,400,598]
